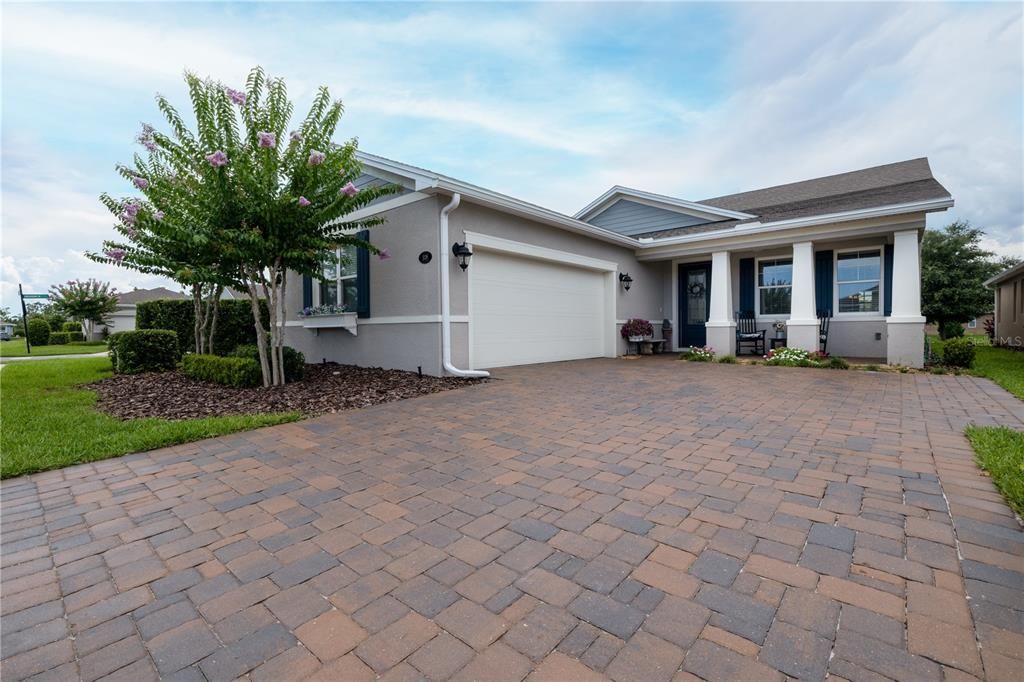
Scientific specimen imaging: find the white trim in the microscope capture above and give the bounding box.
[833,246,885,318]
[462,231,619,272]
[340,192,431,222]
[641,198,953,249]
[360,315,467,325]
[754,256,793,319]
[575,186,755,222]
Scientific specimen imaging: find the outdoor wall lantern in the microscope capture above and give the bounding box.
[452,242,473,271]
[619,272,633,291]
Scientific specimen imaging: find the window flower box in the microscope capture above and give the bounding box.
[299,306,358,335]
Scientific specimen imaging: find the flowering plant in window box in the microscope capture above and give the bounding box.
[620,318,654,342]
[299,304,347,317]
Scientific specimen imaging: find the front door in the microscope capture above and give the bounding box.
[679,262,711,348]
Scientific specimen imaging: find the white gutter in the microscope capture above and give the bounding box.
[439,193,489,379]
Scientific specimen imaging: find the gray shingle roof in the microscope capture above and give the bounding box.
[635,158,951,240]
[117,287,188,304]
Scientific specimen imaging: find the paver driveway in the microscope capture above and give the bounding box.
[3,357,1023,682]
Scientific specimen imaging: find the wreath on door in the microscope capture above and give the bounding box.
[688,281,706,297]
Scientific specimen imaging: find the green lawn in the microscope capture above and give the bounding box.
[929,336,1024,400]
[1,357,299,478]
[0,338,108,357]
[966,425,1024,517]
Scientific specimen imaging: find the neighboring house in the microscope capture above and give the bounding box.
[985,262,1024,347]
[0,322,15,340]
[105,287,189,335]
[925,313,993,337]
[283,154,953,373]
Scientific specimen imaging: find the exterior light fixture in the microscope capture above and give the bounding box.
[619,272,633,291]
[452,242,473,271]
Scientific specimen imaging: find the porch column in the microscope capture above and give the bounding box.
[886,230,925,367]
[705,250,736,356]
[787,241,819,352]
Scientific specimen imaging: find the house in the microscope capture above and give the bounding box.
[925,313,993,338]
[104,287,189,336]
[283,154,953,374]
[0,322,15,340]
[985,261,1024,347]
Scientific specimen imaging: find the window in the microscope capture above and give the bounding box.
[836,250,881,314]
[967,318,977,329]
[757,258,792,316]
[319,245,359,310]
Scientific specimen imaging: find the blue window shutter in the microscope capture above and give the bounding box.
[356,230,370,318]
[739,258,755,314]
[883,244,894,317]
[815,250,833,316]
[302,274,313,309]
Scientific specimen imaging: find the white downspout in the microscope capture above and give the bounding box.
[440,193,490,378]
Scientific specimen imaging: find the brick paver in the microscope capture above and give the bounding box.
[2,357,1023,681]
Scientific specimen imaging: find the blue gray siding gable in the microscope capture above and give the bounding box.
[587,199,720,236]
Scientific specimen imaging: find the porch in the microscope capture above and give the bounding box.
[643,229,926,366]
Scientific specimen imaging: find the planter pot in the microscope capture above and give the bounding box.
[628,335,645,342]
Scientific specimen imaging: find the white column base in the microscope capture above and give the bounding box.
[886,317,925,368]
[705,322,737,357]
[787,320,819,353]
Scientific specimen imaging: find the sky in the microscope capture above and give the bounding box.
[2,1,1022,308]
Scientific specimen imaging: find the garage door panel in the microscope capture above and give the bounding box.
[471,251,607,369]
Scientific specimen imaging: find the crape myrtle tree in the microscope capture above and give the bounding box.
[91,67,397,385]
[48,279,119,339]
[921,221,1020,339]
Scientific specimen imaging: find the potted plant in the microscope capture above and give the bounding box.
[621,318,654,342]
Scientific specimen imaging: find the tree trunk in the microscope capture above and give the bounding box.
[208,285,223,355]
[245,270,272,387]
[191,284,203,354]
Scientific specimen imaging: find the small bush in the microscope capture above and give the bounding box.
[717,355,737,364]
[136,298,270,356]
[182,354,262,388]
[48,331,84,345]
[682,346,715,362]
[863,364,880,372]
[942,337,977,368]
[27,318,50,346]
[231,344,305,381]
[764,347,811,366]
[108,330,179,374]
[939,320,965,340]
[827,357,850,370]
[62,321,81,333]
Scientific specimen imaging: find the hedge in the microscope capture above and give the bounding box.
[182,354,262,388]
[231,344,305,382]
[136,298,270,356]
[108,330,179,374]
[62,321,81,333]
[27,318,50,346]
[49,331,85,345]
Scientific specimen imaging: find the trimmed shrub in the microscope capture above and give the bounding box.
[62,321,82,333]
[182,354,262,388]
[48,331,84,345]
[827,356,850,370]
[231,344,305,381]
[27,318,50,346]
[717,355,737,364]
[942,337,976,368]
[136,298,270,356]
[108,330,178,374]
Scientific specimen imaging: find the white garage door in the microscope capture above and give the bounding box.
[471,250,608,369]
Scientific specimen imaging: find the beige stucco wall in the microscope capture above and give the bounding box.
[994,273,1024,346]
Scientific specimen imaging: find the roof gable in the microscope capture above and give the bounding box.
[575,187,755,225]
[587,199,716,236]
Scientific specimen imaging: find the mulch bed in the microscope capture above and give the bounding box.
[89,363,484,421]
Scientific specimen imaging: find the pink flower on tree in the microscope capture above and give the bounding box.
[307,150,326,165]
[104,248,126,262]
[298,196,311,207]
[126,228,139,239]
[378,249,391,260]
[133,176,149,190]
[225,87,246,106]
[120,212,136,225]
[136,124,157,151]
[289,130,303,143]
[153,210,165,221]
[206,150,228,167]
[257,131,276,148]
[123,201,140,217]
[341,181,359,197]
